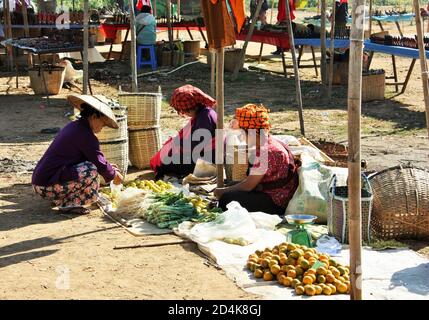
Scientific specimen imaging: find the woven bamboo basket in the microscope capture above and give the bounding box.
[28,65,65,95]
[327,174,373,244]
[118,93,162,129]
[99,139,129,177]
[362,71,385,102]
[128,127,161,169]
[369,165,429,240]
[96,115,128,143]
[183,40,201,60]
[225,146,249,183]
[207,48,244,72]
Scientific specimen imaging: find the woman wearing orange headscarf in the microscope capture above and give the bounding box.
[214,104,299,215]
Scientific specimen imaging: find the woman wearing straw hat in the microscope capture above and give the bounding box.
[32,94,124,215]
[150,85,217,179]
[214,104,299,215]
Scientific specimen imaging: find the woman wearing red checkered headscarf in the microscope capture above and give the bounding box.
[150,85,218,179]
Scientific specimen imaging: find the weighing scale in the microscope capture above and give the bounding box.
[285,214,317,247]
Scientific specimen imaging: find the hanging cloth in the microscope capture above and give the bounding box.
[229,0,246,33]
[277,0,296,23]
[201,0,236,49]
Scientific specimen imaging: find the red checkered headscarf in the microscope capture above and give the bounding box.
[170,85,216,114]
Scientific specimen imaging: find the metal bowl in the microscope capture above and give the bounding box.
[285,214,317,225]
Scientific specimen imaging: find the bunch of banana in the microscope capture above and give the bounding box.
[124,179,174,193]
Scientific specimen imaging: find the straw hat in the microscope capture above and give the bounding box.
[67,94,119,129]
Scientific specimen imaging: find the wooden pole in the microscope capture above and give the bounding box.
[328,0,336,98]
[348,0,365,301]
[4,0,13,71]
[232,0,264,81]
[368,0,372,37]
[129,0,138,92]
[413,0,429,138]
[21,0,33,67]
[320,0,327,94]
[216,48,225,188]
[285,0,305,136]
[210,49,216,98]
[153,0,157,16]
[166,0,174,50]
[83,0,89,94]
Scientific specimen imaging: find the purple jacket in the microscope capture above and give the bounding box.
[32,118,116,186]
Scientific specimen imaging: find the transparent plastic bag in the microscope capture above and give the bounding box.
[249,211,282,230]
[189,201,259,245]
[315,235,342,256]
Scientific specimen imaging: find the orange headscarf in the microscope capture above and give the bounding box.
[235,104,271,130]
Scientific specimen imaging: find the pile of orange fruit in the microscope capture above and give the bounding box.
[246,242,350,296]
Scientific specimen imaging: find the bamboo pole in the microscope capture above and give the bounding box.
[216,48,225,188]
[83,0,89,94]
[328,0,336,98]
[368,0,372,37]
[413,0,429,138]
[348,0,365,301]
[210,49,216,98]
[153,0,157,16]
[320,0,327,94]
[4,0,13,71]
[285,0,305,136]
[231,0,264,81]
[129,0,138,93]
[166,0,174,50]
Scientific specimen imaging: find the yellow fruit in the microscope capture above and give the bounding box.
[285,257,296,266]
[327,284,337,294]
[279,257,288,265]
[281,265,290,273]
[255,250,263,256]
[270,264,281,275]
[249,254,259,260]
[314,285,323,295]
[263,271,274,281]
[295,266,304,276]
[279,253,287,259]
[306,269,317,276]
[289,250,300,260]
[287,243,297,251]
[295,285,305,295]
[291,279,301,288]
[317,275,326,284]
[287,270,297,279]
[343,274,350,281]
[283,276,293,287]
[316,267,328,275]
[300,259,310,270]
[277,274,286,285]
[304,251,314,260]
[338,276,346,282]
[329,259,338,267]
[303,275,313,285]
[331,268,341,278]
[261,258,270,268]
[325,274,336,283]
[322,286,332,295]
[319,254,329,262]
[308,257,317,266]
[337,282,348,294]
[304,285,316,296]
[269,260,278,268]
[254,269,263,278]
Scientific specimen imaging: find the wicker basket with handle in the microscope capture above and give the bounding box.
[99,139,129,178]
[225,146,249,183]
[28,64,65,95]
[96,115,127,143]
[128,127,161,169]
[327,174,373,244]
[369,165,429,240]
[118,93,162,129]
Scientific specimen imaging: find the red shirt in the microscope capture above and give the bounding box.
[250,136,298,208]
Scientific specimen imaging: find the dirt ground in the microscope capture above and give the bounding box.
[1,10,429,299]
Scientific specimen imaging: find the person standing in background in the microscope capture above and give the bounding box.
[271,0,296,55]
[250,0,269,25]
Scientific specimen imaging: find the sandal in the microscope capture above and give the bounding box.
[58,206,91,215]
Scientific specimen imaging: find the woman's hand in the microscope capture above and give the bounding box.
[113,170,124,185]
[213,188,226,200]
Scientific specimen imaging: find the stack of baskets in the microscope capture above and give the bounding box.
[118,93,162,169]
[369,165,429,240]
[95,104,129,180]
[327,174,374,244]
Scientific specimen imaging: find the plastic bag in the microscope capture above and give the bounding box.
[285,154,348,223]
[249,211,282,230]
[114,187,147,218]
[315,235,342,256]
[188,201,259,245]
[273,135,301,146]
